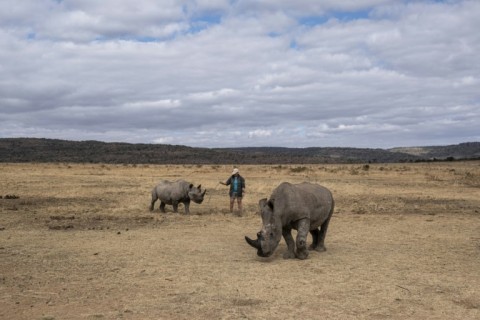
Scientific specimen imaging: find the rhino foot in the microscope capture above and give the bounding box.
[309,245,326,252]
[295,249,309,260]
[283,251,296,259]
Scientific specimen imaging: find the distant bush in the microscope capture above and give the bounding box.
[349,168,359,175]
[290,166,308,173]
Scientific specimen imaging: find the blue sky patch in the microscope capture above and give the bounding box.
[189,14,222,34]
[299,9,371,27]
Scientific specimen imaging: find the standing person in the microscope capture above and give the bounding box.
[220,168,245,214]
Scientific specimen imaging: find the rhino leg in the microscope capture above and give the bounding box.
[150,198,156,211]
[184,202,190,214]
[309,229,320,251]
[295,219,310,260]
[159,202,166,213]
[172,201,179,213]
[150,192,158,211]
[315,215,332,252]
[282,227,296,259]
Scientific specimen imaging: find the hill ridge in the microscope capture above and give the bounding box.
[1,138,479,164]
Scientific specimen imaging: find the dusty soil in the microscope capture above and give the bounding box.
[1,162,479,320]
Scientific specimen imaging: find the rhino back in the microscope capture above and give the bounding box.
[154,180,190,201]
[272,182,333,227]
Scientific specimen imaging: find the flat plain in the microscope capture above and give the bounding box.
[1,162,479,319]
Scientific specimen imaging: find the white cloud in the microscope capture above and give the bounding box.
[453,76,477,88]
[123,99,181,109]
[153,136,175,144]
[187,88,240,103]
[248,129,272,139]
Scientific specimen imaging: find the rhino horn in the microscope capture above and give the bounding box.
[245,236,260,249]
[202,189,207,196]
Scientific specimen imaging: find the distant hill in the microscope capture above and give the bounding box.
[0,138,479,164]
[389,142,480,160]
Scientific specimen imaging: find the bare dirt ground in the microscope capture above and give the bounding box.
[1,162,479,320]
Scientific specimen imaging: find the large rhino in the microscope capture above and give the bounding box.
[150,180,206,214]
[245,182,334,260]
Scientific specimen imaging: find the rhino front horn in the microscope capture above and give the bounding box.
[245,236,260,249]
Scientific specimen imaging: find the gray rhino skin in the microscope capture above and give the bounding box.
[150,180,206,214]
[245,182,334,260]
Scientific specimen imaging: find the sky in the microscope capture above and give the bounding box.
[1,0,479,148]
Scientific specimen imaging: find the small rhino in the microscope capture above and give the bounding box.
[150,180,206,214]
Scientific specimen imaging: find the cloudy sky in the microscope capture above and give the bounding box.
[1,0,479,148]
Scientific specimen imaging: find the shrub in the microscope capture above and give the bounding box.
[290,166,308,173]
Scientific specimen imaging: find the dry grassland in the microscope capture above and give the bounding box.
[1,162,479,320]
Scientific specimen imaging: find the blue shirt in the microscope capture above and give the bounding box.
[232,177,239,193]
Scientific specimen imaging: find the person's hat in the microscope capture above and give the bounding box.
[232,168,239,175]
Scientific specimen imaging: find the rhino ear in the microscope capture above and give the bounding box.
[189,184,194,189]
[259,198,268,208]
[197,184,201,189]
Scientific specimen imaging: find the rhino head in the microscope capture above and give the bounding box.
[245,198,282,257]
[188,184,207,204]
